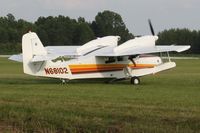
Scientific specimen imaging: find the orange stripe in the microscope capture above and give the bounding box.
[71,68,122,72]
[71,68,122,71]
[72,69,122,74]
[69,64,126,68]
[69,64,155,74]
[128,64,155,69]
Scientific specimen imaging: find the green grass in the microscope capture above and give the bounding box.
[0,57,200,133]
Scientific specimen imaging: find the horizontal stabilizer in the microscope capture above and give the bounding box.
[9,54,23,62]
[9,53,78,63]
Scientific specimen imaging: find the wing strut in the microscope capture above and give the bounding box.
[167,52,171,62]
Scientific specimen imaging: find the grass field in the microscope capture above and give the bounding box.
[0,57,200,133]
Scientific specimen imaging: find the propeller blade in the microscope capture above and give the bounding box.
[148,19,155,36]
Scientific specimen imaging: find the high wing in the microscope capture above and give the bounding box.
[9,46,80,63]
[9,33,190,62]
[45,46,79,55]
[30,46,80,62]
[44,36,190,57]
[93,36,190,57]
[94,45,191,57]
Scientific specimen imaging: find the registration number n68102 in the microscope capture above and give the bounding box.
[44,67,68,75]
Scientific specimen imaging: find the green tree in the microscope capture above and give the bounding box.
[35,16,77,46]
[157,28,200,54]
[7,13,15,22]
[35,16,95,46]
[73,22,95,45]
[91,10,134,43]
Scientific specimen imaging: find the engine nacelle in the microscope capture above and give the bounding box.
[77,36,120,55]
[114,35,158,53]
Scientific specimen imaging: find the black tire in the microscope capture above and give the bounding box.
[130,77,140,85]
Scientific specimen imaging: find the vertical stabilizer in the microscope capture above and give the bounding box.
[22,32,47,75]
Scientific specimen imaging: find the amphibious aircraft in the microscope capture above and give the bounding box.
[9,20,190,85]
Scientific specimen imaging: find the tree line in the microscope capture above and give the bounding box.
[0,11,133,54]
[157,29,200,54]
[0,11,199,54]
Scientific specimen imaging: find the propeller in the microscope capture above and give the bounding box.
[148,19,155,36]
[134,19,156,38]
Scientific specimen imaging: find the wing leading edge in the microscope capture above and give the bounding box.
[94,45,191,57]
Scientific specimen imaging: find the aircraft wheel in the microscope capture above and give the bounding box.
[60,79,69,84]
[131,77,140,85]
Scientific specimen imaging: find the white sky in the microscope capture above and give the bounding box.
[0,0,199,35]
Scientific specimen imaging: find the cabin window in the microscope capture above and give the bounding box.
[117,56,124,61]
[105,57,116,63]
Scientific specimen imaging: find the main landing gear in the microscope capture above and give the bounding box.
[130,77,140,85]
[60,79,69,84]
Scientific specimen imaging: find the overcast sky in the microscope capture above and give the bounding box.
[0,0,199,35]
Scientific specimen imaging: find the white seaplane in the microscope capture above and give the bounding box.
[9,20,190,84]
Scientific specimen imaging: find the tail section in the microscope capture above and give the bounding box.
[22,32,47,75]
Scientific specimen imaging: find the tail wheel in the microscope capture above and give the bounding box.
[131,77,140,85]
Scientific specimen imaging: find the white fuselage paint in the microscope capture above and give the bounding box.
[28,55,175,80]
